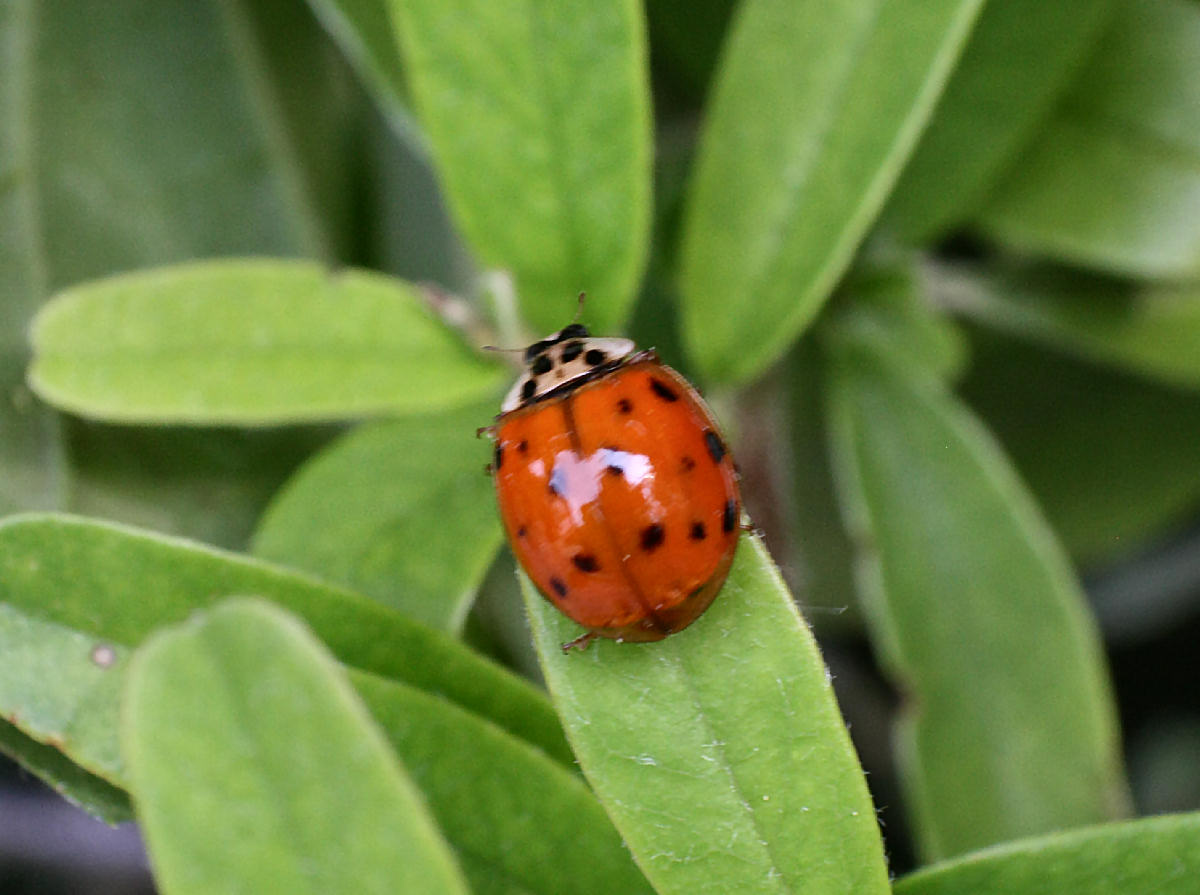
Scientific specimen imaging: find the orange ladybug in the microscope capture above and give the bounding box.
[488,322,741,649]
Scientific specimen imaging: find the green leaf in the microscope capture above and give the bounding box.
[351,670,654,895]
[879,0,1117,244]
[525,535,890,895]
[0,719,132,825]
[305,0,420,141]
[123,599,469,895]
[27,259,506,424]
[894,812,1200,895]
[824,338,1129,859]
[4,0,353,515]
[936,263,1200,391]
[678,0,986,386]
[0,513,571,790]
[960,331,1200,567]
[977,0,1200,280]
[253,405,502,632]
[388,0,652,334]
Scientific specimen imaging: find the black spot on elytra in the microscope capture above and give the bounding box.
[641,523,665,551]
[517,439,529,454]
[617,398,633,414]
[680,455,696,472]
[690,521,707,541]
[494,443,504,470]
[572,553,600,573]
[561,341,584,363]
[531,354,552,375]
[550,576,568,598]
[517,526,527,538]
[649,378,679,402]
[605,464,624,478]
[521,379,537,401]
[722,500,737,533]
[584,348,606,366]
[704,429,727,464]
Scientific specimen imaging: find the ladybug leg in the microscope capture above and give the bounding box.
[560,631,599,653]
[476,424,496,439]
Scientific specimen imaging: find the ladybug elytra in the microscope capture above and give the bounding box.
[487,320,741,650]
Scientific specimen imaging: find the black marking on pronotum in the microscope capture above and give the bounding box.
[584,348,606,366]
[704,429,726,464]
[649,378,679,402]
[524,324,589,362]
[641,523,665,551]
[722,500,737,533]
[550,576,568,597]
[690,521,707,541]
[680,455,696,472]
[521,379,537,401]
[617,398,633,414]
[494,443,504,470]
[531,354,552,375]
[561,341,584,363]
[572,553,600,573]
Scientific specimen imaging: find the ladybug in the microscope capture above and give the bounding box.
[487,320,741,650]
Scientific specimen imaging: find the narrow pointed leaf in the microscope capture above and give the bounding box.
[0,719,131,824]
[0,513,571,790]
[388,0,652,334]
[123,599,469,895]
[28,259,505,424]
[880,0,1116,244]
[895,813,1200,895]
[937,265,1200,390]
[825,337,1128,859]
[352,670,654,895]
[977,0,1200,280]
[253,405,503,631]
[679,0,985,385]
[526,535,890,895]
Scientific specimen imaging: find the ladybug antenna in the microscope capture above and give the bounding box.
[571,292,587,325]
[480,343,525,354]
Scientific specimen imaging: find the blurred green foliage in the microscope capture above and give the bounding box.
[2,0,1199,891]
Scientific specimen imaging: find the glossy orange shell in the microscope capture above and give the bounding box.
[493,355,740,641]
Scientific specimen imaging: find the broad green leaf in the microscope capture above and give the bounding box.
[824,339,1128,859]
[894,812,1200,895]
[960,331,1200,567]
[123,599,469,895]
[879,0,1116,244]
[937,263,1200,390]
[388,0,652,334]
[0,719,132,825]
[352,670,654,895]
[1,0,358,532]
[977,0,1200,280]
[526,535,890,895]
[253,405,502,632]
[0,513,571,791]
[678,0,986,385]
[28,259,506,424]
